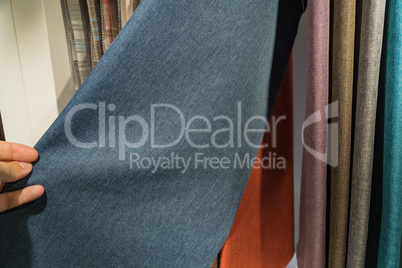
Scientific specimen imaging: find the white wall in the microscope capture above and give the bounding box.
[0,0,33,145]
[0,0,74,146]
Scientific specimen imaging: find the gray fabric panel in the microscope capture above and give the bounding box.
[346,0,387,267]
[60,0,81,90]
[66,0,92,84]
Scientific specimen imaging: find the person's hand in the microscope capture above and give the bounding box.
[0,141,44,212]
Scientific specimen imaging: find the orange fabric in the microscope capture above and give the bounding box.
[219,54,294,268]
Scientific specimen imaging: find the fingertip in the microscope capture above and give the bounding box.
[23,185,45,203]
[31,148,39,161]
[11,142,39,162]
[31,185,45,197]
[22,145,39,162]
[18,161,33,171]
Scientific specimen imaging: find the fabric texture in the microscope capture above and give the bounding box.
[119,0,141,29]
[378,0,402,266]
[101,0,119,51]
[346,0,386,267]
[87,0,104,66]
[219,53,294,268]
[60,0,80,91]
[328,0,356,266]
[65,0,93,86]
[0,1,303,267]
[60,0,93,90]
[210,257,218,268]
[297,0,329,267]
[118,0,126,28]
[125,0,141,25]
[364,31,386,266]
[62,0,141,88]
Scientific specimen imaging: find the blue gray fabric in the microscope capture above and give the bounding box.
[0,0,303,267]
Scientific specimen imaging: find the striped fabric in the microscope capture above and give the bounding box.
[87,0,103,66]
[101,0,119,51]
[125,0,141,23]
[64,0,92,88]
[118,0,142,29]
[60,0,84,90]
[118,0,127,28]
[61,0,141,89]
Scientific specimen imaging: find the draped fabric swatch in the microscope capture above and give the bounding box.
[0,0,304,267]
[378,0,402,266]
[328,0,356,266]
[87,0,104,66]
[101,0,119,51]
[346,0,387,267]
[297,0,329,267]
[61,0,93,90]
[219,54,295,268]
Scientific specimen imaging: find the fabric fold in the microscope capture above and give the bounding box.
[0,1,303,267]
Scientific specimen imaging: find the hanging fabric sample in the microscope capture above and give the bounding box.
[328,0,356,266]
[346,0,386,266]
[87,0,104,66]
[378,0,402,266]
[297,0,329,266]
[60,0,93,90]
[101,0,119,51]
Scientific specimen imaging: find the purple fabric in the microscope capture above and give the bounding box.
[297,0,329,267]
